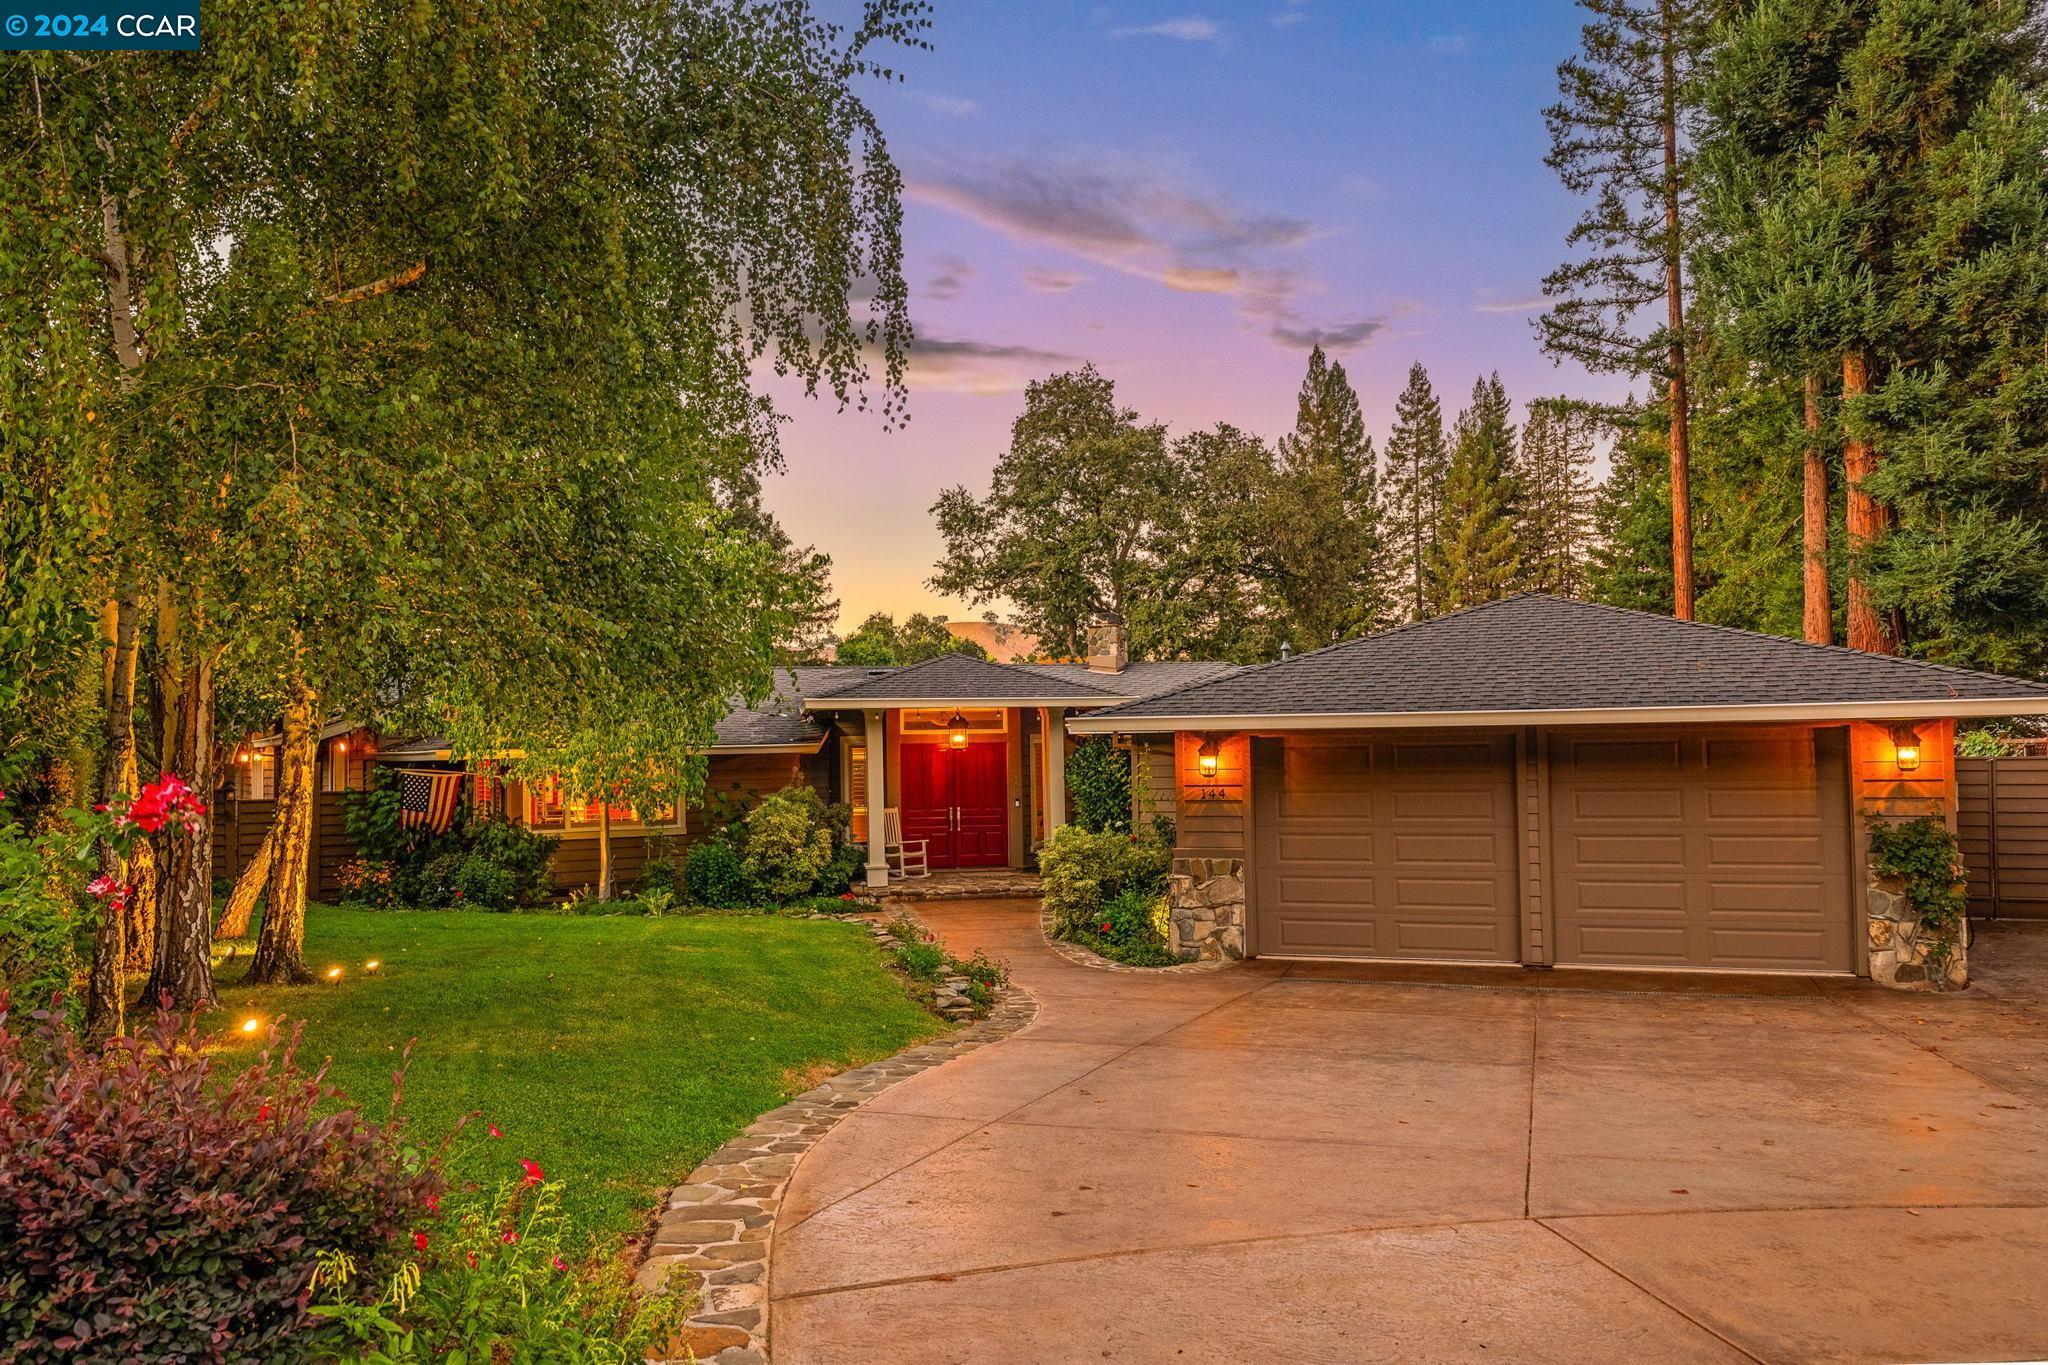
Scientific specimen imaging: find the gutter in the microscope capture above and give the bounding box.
[1064,697,2048,734]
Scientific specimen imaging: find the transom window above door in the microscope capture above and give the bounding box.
[900,708,1006,735]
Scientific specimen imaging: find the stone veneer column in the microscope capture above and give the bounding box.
[1166,856,1246,961]
[1165,732,1249,961]
[1853,719,1966,990]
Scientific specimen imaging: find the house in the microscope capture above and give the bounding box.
[225,621,1229,897]
[1065,594,2048,989]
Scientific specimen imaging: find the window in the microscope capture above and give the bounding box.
[846,745,869,842]
[524,779,676,834]
[235,751,276,801]
[321,735,373,793]
[900,707,1005,736]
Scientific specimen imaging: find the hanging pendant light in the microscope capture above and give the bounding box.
[947,711,970,748]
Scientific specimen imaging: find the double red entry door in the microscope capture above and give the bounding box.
[899,741,1008,869]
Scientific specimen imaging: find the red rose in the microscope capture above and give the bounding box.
[413,1231,430,1251]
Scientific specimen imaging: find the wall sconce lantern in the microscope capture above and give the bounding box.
[1889,723,1923,773]
[946,711,970,748]
[1197,736,1220,779]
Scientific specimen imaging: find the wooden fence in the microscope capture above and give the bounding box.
[1959,755,2048,920]
[213,792,353,901]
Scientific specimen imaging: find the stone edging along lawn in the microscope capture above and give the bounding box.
[1037,901,1235,976]
[638,912,1037,1365]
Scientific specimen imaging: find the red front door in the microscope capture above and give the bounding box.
[898,741,1008,869]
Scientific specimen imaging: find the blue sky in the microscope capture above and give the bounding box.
[762,1,1634,628]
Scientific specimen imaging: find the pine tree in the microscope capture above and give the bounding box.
[1698,0,2048,666]
[1517,398,1600,597]
[1542,0,1713,619]
[1382,362,1450,620]
[1429,374,1522,611]
[1586,400,1676,613]
[1268,346,1392,647]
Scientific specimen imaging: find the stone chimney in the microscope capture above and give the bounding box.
[1085,615,1129,674]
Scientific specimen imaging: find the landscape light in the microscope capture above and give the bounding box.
[326,966,343,982]
[240,1017,260,1035]
[364,959,381,973]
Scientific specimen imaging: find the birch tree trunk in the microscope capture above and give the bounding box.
[1802,373,1833,645]
[249,681,317,983]
[215,815,277,940]
[85,597,142,1036]
[597,802,613,901]
[143,649,219,1010]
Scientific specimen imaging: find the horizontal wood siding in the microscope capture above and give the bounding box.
[315,790,353,900]
[1960,755,2048,919]
[547,752,809,893]
[1175,732,1250,859]
[1131,736,1176,831]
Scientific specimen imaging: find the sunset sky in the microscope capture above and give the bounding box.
[760,1,1636,630]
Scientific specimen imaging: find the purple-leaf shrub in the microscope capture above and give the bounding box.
[0,996,442,1363]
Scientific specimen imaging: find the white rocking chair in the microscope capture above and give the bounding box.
[880,808,930,879]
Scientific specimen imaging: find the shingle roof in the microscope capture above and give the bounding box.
[802,652,1127,703]
[711,666,877,746]
[1020,660,1244,698]
[1075,594,2048,723]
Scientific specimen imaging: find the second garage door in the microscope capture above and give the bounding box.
[1548,727,1853,972]
[1251,734,1518,961]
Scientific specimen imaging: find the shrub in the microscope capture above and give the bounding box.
[1038,825,1171,939]
[1068,738,1134,834]
[892,937,947,982]
[1074,886,1179,967]
[638,832,682,895]
[337,856,399,909]
[682,839,756,909]
[0,811,89,1009]
[312,1178,688,1364]
[814,840,869,898]
[343,773,558,909]
[740,787,837,900]
[0,1000,440,1363]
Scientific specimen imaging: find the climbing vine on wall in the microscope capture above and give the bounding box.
[1866,815,1968,973]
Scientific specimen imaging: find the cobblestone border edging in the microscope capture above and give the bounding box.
[639,914,1037,1365]
[1038,901,1235,975]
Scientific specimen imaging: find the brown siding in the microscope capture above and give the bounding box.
[1960,754,2048,919]
[1130,736,1176,831]
[1174,732,1250,859]
[314,790,354,900]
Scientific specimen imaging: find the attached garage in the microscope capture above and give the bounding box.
[1548,727,1854,972]
[1068,593,2048,989]
[1251,734,1517,961]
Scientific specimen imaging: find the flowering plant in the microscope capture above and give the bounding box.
[312,1122,689,1363]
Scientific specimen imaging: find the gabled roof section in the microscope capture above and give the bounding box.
[1068,594,2048,729]
[801,652,1127,705]
[1020,660,1244,698]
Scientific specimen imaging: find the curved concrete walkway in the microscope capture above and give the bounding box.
[773,904,2048,1363]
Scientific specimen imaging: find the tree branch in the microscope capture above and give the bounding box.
[309,261,427,312]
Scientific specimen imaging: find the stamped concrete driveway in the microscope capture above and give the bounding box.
[774,904,2048,1363]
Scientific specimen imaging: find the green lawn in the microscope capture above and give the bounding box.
[210,908,943,1248]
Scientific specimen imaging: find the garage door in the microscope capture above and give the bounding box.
[1252,735,1518,961]
[1549,728,1853,972]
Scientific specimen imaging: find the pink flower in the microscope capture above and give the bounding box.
[500,1229,519,1244]
[552,1256,569,1272]
[413,1231,430,1251]
[424,1192,441,1213]
[519,1159,544,1186]
[86,874,118,899]
[466,1252,478,1269]
[258,1103,273,1122]
[487,1122,503,1139]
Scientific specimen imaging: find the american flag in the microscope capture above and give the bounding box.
[398,769,465,834]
